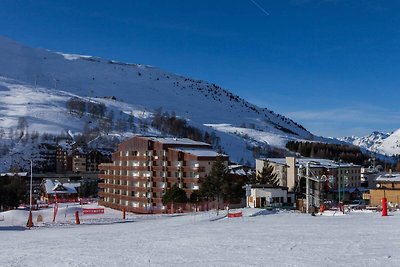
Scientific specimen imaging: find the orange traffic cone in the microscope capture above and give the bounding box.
[26,210,34,228]
[75,210,80,224]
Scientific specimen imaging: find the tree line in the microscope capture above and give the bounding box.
[152,108,221,148]
[286,141,370,166]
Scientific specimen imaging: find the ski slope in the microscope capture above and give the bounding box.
[1,206,400,267]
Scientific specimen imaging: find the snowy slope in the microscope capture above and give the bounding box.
[341,130,400,156]
[0,36,310,136]
[0,36,319,168]
[1,207,400,267]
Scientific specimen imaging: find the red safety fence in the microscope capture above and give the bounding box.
[83,208,105,215]
[228,211,243,218]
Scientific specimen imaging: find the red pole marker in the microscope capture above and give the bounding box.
[382,197,388,216]
[75,210,80,224]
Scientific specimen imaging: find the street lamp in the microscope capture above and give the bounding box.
[26,160,34,228]
[30,160,33,211]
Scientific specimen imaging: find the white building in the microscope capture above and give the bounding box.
[245,184,294,208]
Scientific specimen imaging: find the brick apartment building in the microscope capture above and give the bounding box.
[56,145,111,173]
[98,136,228,214]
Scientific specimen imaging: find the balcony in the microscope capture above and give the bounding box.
[152,187,165,193]
[183,177,199,183]
[152,165,164,171]
[152,176,165,182]
[118,155,148,161]
[167,177,179,183]
[152,197,163,203]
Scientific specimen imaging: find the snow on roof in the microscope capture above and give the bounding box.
[58,140,73,151]
[228,165,254,176]
[0,172,28,177]
[264,158,360,169]
[173,147,225,158]
[44,179,78,194]
[376,173,400,182]
[247,184,288,190]
[148,137,210,146]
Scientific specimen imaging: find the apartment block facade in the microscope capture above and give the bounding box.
[98,136,228,214]
[257,157,362,208]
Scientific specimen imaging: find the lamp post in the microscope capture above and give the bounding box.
[306,162,310,213]
[27,160,34,228]
[337,160,340,205]
[30,160,33,211]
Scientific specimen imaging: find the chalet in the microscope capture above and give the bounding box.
[41,179,79,203]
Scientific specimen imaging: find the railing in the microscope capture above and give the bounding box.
[117,156,149,161]
[99,191,147,202]
[152,176,165,182]
[182,177,199,183]
[99,183,150,192]
[152,187,165,193]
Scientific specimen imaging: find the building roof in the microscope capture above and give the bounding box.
[0,172,28,177]
[44,179,78,194]
[228,165,254,176]
[173,147,226,158]
[376,173,400,182]
[147,137,210,146]
[245,184,289,190]
[263,157,360,169]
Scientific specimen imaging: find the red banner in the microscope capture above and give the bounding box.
[83,208,104,215]
[228,211,243,218]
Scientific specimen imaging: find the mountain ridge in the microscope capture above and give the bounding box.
[6,36,396,170]
[340,130,400,156]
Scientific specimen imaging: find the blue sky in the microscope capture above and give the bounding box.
[0,0,399,137]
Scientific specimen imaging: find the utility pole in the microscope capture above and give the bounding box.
[30,160,32,211]
[338,160,341,205]
[27,160,34,228]
[299,161,326,213]
[306,162,310,213]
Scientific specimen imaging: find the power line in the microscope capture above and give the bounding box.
[249,0,270,16]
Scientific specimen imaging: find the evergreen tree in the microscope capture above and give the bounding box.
[199,156,227,214]
[162,184,188,211]
[189,191,201,211]
[0,175,26,209]
[255,162,279,185]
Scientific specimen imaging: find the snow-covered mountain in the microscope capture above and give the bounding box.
[341,130,400,156]
[0,36,318,169]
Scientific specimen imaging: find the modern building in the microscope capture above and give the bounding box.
[98,136,228,214]
[368,172,400,206]
[56,140,111,174]
[244,184,295,208]
[257,157,362,208]
[360,166,381,189]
